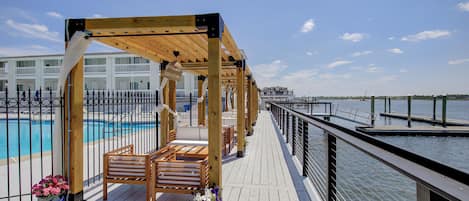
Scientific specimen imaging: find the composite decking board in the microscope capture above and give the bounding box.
[81,111,306,201]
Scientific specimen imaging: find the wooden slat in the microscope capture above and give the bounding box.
[85,15,199,35]
[96,37,168,62]
[222,25,243,60]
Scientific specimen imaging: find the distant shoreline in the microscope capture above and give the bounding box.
[300,95,469,101]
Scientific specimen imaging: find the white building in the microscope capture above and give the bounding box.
[0,52,199,96]
[260,86,294,102]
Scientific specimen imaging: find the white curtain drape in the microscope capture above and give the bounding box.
[52,31,92,174]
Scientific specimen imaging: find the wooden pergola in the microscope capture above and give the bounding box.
[63,13,259,200]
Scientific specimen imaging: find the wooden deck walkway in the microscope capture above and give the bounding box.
[83,111,310,201]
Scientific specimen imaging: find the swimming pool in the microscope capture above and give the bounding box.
[0,119,157,159]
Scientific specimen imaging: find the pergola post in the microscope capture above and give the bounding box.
[225,88,229,112]
[206,13,223,189]
[236,60,245,157]
[64,55,84,201]
[169,79,176,130]
[230,88,235,110]
[160,62,169,147]
[247,76,253,135]
[251,81,257,125]
[197,75,206,126]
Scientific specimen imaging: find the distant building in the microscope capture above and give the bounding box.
[0,52,199,96]
[260,86,294,103]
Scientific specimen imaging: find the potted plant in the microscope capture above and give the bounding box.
[193,186,221,201]
[32,175,69,201]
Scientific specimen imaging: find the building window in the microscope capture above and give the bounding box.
[85,58,106,65]
[44,79,58,91]
[16,60,35,67]
[0,80,7,91]
[115,57,149,64]
[115,77,150,90]
[0,61,6,68]
[17,79,35,91]
[84,78,106,90]
[44,59,62,67]
[176,76,185,89]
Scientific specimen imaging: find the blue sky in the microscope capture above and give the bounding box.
[1,0,468,96]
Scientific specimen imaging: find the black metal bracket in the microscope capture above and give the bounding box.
[65,18,86,42]
[160,61,168,71]
[247,74,252,80]
[235,60,246,72]
[195,13,224,39]
[198,75,206,81]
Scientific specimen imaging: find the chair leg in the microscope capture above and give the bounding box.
[103,180,108,200]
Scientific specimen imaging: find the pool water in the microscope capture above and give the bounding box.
[0,119,156,159]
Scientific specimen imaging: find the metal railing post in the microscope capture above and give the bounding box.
[302,119,309,177]
[408,95,412,128]
[432,95,436,121]
[286,111,290,143]
[371,96,375,126]
[292,115,296,155]
[442,95,447,127]
[328,134,337,201]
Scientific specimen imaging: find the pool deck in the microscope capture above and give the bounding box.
[82,111,310,201]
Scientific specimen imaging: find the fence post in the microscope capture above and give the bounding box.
[302,120,309,177]
[328,134,337,201]
[189,92,192,126]
[442,95,447,127]
[292,115,296,155]
[371,96,375,126]
[408,95,412,128]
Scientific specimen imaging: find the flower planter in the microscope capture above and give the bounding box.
[37,194,65,201]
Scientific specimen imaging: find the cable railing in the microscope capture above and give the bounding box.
[269,102,469,201]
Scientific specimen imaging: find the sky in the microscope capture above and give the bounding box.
[0,0,468,96]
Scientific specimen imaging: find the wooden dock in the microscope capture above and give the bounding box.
[83,111,310,201]
[357,125,469,136]
[380,112,469,126]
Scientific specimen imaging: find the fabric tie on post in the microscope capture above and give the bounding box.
[52,31,92,175]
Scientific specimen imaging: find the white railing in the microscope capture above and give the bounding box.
[115,64,150,73]
[16,67,36,75]
[84,65,106,74]
[44,66,60,74]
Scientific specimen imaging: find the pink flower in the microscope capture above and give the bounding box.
[50,187,61,195]
[42,188,50,196]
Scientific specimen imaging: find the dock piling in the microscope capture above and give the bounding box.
[384,96,387,113]
[432,95,436,122]
[408,95,412,128]
[442,95,447,127]
[388,97,392,112]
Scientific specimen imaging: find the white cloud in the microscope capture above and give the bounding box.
[283,69,318,80]
[306,51,313,56]
[401,30,451,42]
[458,2,469,12]
[46,11,63,19]
[388,48,404,54]
[327,60,353,68]
[388,36,395,40]
[448,58,469,65]
[300,19,315,33]
[5,19,61,42]
[378,75,397,82]
[399,69,408,73]
[351,50,373,57]
[253,60,288,79]
[91,14,104,18]
[0,45,56,57]
[340,32,365,42]
[367,67,379,73]
[319,73,351,79]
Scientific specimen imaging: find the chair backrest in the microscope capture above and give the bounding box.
[155,157,208,188]
[106,155,147,178]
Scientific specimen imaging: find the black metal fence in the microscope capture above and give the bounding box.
[270,102,469,201]
[83,90,160,186]
[0,88,162,200]
[0,88,64,201]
